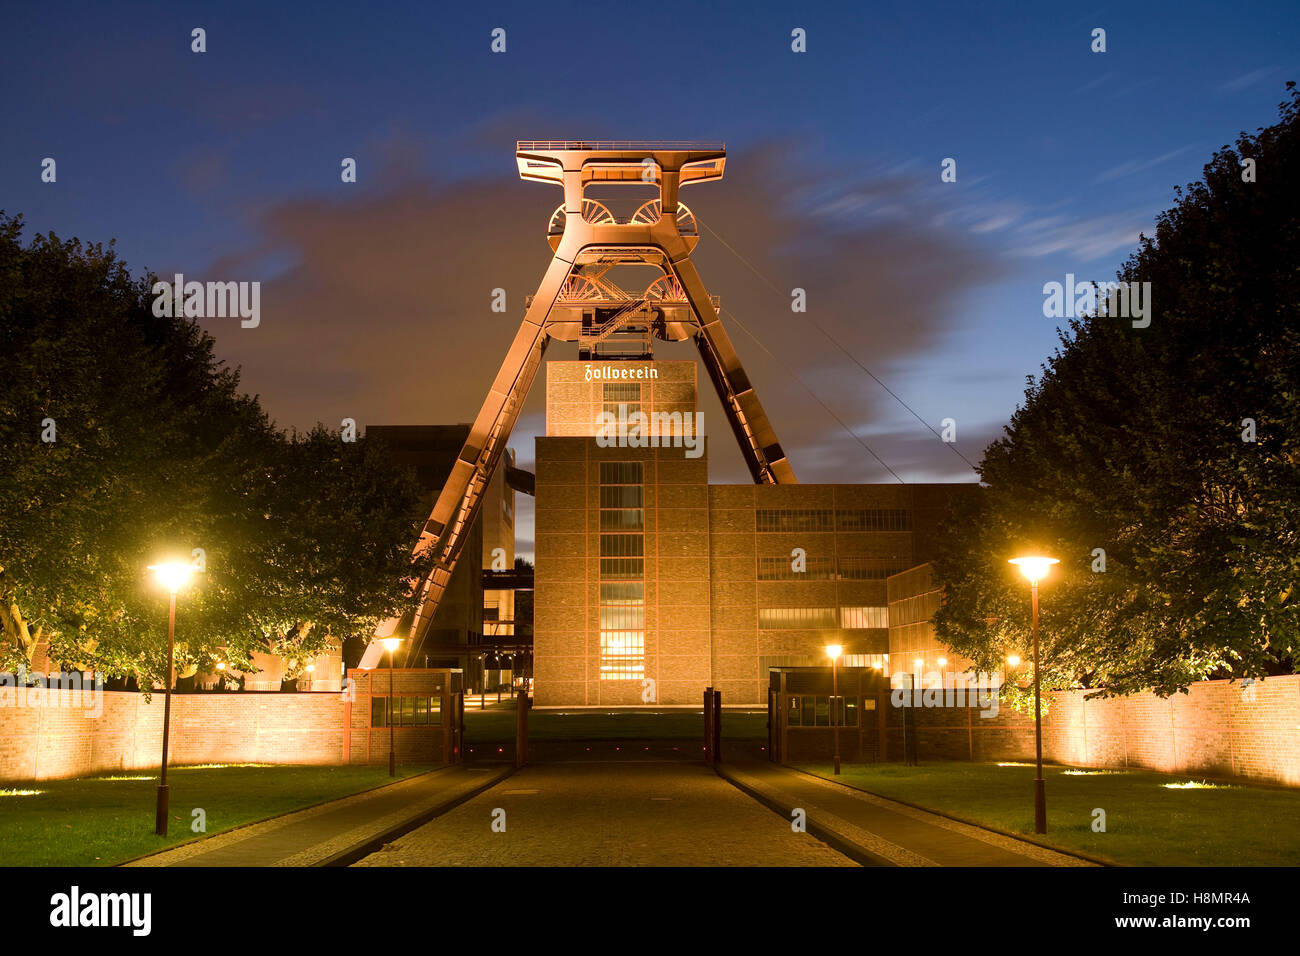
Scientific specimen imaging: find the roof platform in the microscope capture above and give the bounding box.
[516,140,726,187]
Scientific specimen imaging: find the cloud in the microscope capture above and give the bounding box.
[191,140,1008,487]
[1095,145,1196,183]
[1217,66,1280,94]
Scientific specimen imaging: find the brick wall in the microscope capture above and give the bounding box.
[0,690,346,783]
[881,676,1300,786]
[1,667,459,782]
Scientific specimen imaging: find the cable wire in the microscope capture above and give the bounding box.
[697,217,982,474]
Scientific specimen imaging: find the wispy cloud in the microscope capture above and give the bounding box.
[1095,145,1197,183]
[1217,66,1280,94]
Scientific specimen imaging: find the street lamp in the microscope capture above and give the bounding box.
[147,559,193,836]
[825,644,843,774]
[382,637,401,776]
[1009,554,1058,834]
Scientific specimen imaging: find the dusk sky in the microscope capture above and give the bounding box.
[4,0,1297,556]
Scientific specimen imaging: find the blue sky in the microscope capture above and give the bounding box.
[3,0,1297,553]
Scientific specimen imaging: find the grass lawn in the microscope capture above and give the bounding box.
[0,762,435,867]
[796,760,1300,866]
[463,704,767,743]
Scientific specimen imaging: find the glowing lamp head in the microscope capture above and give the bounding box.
[1009,555,1059,584]
[1007,654,1022,668]
[148,560,193,594]
[914,658,924,669]
[382,637,402,655]
[937,657,947,667]
[305,663,316,673]
[824,644,843,660]
[215,661,226,671]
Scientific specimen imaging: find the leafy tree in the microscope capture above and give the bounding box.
[934,85,1299,701]
[0,213,430,686]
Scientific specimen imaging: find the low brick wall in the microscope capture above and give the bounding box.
[0,690,346,783]
[881,675,1300,786]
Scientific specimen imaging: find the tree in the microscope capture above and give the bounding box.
[0,213,430,686]
[933,84,1300,700]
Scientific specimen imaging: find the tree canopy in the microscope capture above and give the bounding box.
[0,214,430,686]
[933,84,1300,700]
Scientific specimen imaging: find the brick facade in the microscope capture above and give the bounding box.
[0,668,460,783]
[876,676,1300,786]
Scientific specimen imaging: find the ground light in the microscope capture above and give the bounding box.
[1008,554,1058,834]
[146,559,194,836]
[825,644,843,774]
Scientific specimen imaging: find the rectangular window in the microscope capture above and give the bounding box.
[835,509,911,532]
[837,557,909,580]
[755,509,834,533]
[599,462,645,680]
[757,555,835,580]
[599,557,644,579]
[599,534,644,557]
[758,606,838,629]
[839,606,889,629]
[370,696,441,727]
[603,383,642,418]
[786,696,859,729]
[600,509,644,531]
[599,486,643,508]
[599,461,643,485]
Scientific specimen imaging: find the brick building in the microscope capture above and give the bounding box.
[533,359,975,707]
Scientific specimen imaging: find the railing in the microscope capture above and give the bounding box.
[518,140,725,152]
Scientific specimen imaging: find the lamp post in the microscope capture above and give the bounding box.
[383,637,401,776]
[825,644,843,774]
[147,560,193,836]
[1009,555,1058,834]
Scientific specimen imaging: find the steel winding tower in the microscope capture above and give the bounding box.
[363,141,796,666]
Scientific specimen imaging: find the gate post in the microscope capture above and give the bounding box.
[515,689,529,768]
[703,687,713,765]
[713,689,722,764]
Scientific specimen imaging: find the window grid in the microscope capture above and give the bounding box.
[839,606,890,629]
[370,696,442,727]
[835,509,911,532]
[599,462,645,680]
[757,606,839,629]
[603,383,642,419]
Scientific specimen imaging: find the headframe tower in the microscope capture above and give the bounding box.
[364,142,796,665]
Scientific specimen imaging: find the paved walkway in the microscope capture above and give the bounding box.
[123,765,513,867]
[353,759,855,867]
[719,762,1095,867]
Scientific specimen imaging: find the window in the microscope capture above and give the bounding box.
[370,696,442,727]
[603,383,642,418]
[600,557,644,579]
[599,462,645,680]
[757,555,835,580]
[756,509,834,533]
[839,606,889,629]
[785,695,859,728]
[599,486,643,508]
[599,461,643,484]
[836,557,909,580]
[758,606,838,629]
[835,509,910,532]
[600,534,643,556]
